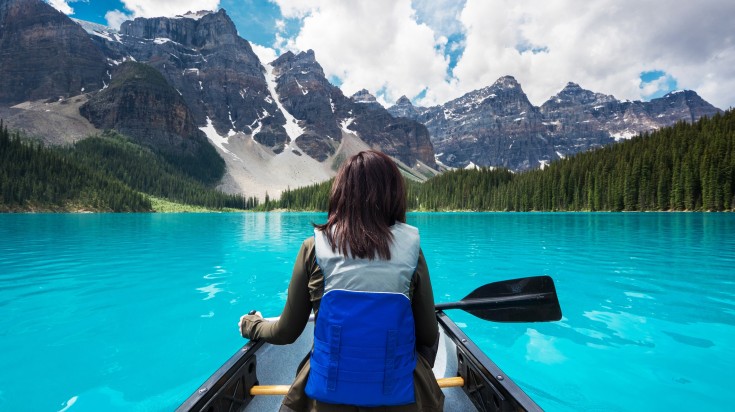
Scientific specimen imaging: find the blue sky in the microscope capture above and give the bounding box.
[49,0,734,109]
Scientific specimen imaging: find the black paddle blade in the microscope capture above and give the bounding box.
[435,276,562,323]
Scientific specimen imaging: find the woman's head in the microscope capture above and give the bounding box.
[316,150,406,260]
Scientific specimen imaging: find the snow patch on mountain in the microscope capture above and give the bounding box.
[174,11,212,20]
[262,62,304,141]
[610,130,638,141]
[200,117,235,157]
[340,118,356,135]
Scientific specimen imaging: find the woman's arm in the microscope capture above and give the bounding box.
[239,238,314,345]
[412,249,440,364]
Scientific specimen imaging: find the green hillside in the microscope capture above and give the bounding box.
[0,122,151,212]
[68,131,257,210]
[0,123,258,212]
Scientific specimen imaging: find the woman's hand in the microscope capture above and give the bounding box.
[239,310,263,338]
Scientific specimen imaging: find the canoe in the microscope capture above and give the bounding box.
[176,311,542,412]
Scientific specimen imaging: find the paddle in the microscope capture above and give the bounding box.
[434,275,562,322]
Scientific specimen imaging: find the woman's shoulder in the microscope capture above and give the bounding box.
[392,221,419,235]
[301,235,316,251]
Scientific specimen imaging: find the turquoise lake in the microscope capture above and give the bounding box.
[1,212,734,411]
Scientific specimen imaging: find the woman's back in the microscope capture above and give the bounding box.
[240,151,444,411]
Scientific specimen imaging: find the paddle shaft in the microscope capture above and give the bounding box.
[249,377,465,396]
[435,292,554,311]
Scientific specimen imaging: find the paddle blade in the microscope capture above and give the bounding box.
[436,276,562,323]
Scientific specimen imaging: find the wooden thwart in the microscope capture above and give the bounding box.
[250,376,465,396]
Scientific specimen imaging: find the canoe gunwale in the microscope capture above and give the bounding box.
[437,311,542,412]
[176,339,263,412]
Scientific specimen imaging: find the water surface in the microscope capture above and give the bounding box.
[0,212,733,411]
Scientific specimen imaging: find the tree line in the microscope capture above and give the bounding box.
[1,121,151,211]
[0,124,258,212]
[273,110,735,212]
[68,131,258,210]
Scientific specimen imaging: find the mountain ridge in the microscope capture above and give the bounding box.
[388,76,721,170]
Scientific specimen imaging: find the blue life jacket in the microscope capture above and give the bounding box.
[305,223,421,407]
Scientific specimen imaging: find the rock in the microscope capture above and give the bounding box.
[80,62,224,183]
[94,9,290,151]
[0,0,107,105]
[349,89,436,168]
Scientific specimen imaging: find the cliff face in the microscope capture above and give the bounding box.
[415,76,554,170]
[269,50,347,160]
[0,0,107,104]
[268,50,436,168]
[80,62,224,183]
[348,89,436,168]
[108,10,289,151]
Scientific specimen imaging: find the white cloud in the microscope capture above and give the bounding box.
[411,0,465,39]
[105,10,131,30]
[271,0,450,106]
[117,1,220,19]
[639,74,675,98]
[47,0,73,15]
[271,0,734,110]
[251,43,278,67]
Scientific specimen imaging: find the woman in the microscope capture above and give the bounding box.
[239,150,444,412]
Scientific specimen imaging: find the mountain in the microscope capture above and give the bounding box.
[346,89,436,169]
[392,76,555,170]
[269,49,350,160]
[267,51,436,168]
[389,78,722,170]
[80,12,437,190]
[0,0,107,105]
[281,109,735,212]
[79,62,224,184]
[390,95,426,119]
[86,9,291,153]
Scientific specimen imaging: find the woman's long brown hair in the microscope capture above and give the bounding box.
[314,150,407,260]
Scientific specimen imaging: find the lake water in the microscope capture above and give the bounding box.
[1,212,733,411]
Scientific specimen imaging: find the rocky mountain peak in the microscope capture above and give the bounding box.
[120,8,239,49]
[648,90,721,123]
[388,95,427,119]
[492,75,521,89]
[351,89,381,106]
[269,52,435,169]
[272,49,325,78]
[101,10,289,148]
[396,95,412,106]
[174,10,214,20]
[544,82,615,108]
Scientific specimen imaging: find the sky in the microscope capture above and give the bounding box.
[49,0,734,110]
